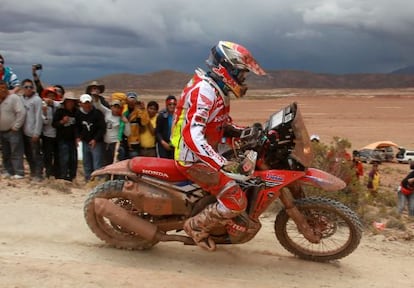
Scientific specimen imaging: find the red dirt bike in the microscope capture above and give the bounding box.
[84,102,362,262]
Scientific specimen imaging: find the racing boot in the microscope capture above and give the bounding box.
[184,202,231,251]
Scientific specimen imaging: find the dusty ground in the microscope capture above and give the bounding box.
[1,89,414,288]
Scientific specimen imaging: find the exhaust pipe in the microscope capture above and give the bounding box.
[94,198,194,245]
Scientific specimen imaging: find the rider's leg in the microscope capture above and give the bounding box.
[177,163,247,251]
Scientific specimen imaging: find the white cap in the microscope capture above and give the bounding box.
[310,134,320,142]
[79,94,92,103]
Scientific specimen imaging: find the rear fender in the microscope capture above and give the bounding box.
[91,160,138,179]
[299,168,346,191]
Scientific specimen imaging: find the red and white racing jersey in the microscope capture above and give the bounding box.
[171,69,237,170]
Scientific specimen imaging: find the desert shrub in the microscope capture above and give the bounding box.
[375,190,397,207]
[305,137,364,210]
[386,216,406,230]
[359,205,380,224]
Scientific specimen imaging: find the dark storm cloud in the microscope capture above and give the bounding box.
[1,0,413,85]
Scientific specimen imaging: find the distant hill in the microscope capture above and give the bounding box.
[390,65,414,75]
[80,70,192,91]
[78,69,414,91]
[249,70,414,89]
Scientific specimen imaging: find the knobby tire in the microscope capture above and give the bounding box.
[84,179,157,250]
[274,197,362,262]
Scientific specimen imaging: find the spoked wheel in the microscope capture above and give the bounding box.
[274,197,363,262]
[84,180,159,250]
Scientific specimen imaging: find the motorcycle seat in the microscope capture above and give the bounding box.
[129,157,188,182]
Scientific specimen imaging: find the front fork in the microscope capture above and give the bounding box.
[279,186,320,243]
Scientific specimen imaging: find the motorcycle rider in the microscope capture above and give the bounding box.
[171,41,266,251]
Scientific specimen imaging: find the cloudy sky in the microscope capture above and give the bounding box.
[1,0,413,85]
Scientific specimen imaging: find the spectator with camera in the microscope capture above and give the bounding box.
[0,80,26,179]
[32,64,65,101]
[0,54,20,94]
[21,79,44,182]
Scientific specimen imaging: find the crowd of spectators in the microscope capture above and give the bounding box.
[0,54,175,183]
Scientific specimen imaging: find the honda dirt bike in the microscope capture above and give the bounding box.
[84,102,362,262]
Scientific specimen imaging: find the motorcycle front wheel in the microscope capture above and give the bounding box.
[274,197,363,262]
[84,179,159,250]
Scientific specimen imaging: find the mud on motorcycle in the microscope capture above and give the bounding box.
[84,102,363,262]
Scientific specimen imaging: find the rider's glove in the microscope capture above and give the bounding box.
[239,150,257,175]
[221,161,240,174]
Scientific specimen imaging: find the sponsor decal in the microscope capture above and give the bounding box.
[200,93,213,106]
[230,222,247,232]
[197,109,209,118]
[142,169,169,178]
[212,114,228,123]
[200,143,215,157]
[194,115,206,124]
[212,65,238,88]
[264,182,281,187]
[82,121,94,131]
[227,221,247,235]
[242,161,253,173]
[265,173,285,183]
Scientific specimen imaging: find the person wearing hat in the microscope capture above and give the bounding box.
[21,78,44,182]
[118,91,149,160]
[310,134,320,143]
[76,94,106,181]
[52,91,79,181]
[40,87,60,179]
[41,86,58,100]
[92,96,130,166]
[0,54,20,94]
[85,80,110,108]
[32,66,65,101]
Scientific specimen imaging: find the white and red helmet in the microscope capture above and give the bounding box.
[206,41,266,98]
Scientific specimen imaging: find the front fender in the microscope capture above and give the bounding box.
[299,168,346,191]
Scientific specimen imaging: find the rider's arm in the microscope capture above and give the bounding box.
[222,122,244,138]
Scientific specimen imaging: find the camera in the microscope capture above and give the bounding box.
[33,64,42,70]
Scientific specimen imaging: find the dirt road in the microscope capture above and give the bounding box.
[1,182,413,288]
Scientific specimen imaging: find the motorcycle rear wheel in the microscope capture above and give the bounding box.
[84,179,159,250]
[274,197,362,262]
